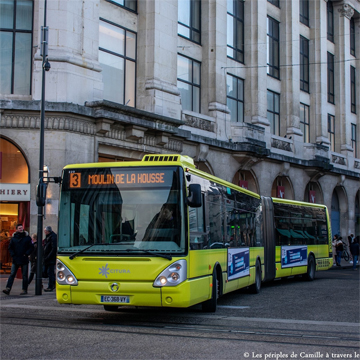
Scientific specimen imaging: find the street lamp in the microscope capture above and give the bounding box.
[36,0,50,296]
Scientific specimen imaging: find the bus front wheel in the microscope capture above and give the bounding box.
[202,270,218,313]
[305,255,316,281]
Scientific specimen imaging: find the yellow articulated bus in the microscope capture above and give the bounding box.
[56,154,333,312]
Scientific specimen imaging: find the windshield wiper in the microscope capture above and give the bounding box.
[124,248,172,260]
[69,243,118,260]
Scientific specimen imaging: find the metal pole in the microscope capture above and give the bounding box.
[36,0,47,296]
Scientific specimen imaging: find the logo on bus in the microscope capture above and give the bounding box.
[98,263,131,278]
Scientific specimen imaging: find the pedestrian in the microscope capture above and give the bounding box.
[332,234,338,266]
[336,236,344,267]
[28,233,38,285]
[43,226,57,292]
[350,238,359,271]
[2,224,34,295]
[347,235,354,264]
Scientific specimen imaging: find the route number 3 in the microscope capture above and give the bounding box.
[70,173,81,188]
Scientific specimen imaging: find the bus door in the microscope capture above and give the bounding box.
[262,197,276,281]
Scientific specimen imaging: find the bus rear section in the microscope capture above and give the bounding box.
[261,197,333,282]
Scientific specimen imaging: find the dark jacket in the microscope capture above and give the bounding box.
[336,241,344,252]
[8,231,34,265]
[29,242,38,273]
[43,231,57,265]
[350,242,359,257]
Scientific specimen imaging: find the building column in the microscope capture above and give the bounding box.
[246,0,269,127]
[355,17,360,125]
[202,0,229,140]
[32,0,103,105]
[333,2,354,156]
[137,0,181,120]
[280,0,302,139]
[313,0,331,146]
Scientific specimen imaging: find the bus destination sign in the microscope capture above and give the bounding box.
[66,168,173,189]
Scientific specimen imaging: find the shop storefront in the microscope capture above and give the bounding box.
[0,137,30,274]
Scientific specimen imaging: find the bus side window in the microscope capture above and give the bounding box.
[189,194,207,249]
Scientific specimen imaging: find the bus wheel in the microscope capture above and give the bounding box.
[250,260,261,294]
[305,255,316,281]
[202,270,218,313]
[104,305,119,312]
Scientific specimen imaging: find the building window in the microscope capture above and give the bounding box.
[105,0,136,12]
[328,114,335,152]
[99,19,136,107]
[267,17,280,79]
[299,0,309,26]
[177,54,201,113]
[268,0,280,8]
[267,90,280,136]
[0,0,33,95]
[227,0,244,63]
[178,0,201,44]
[327,52,334,104]
[300,36,309,92]
[327,0,334,42]
[300,103,310,143]
[351,66,356,114]
[350,17,355,56]
[227,74,244,122]
[351,124,357,157]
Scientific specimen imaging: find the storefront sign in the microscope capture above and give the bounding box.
[0,184,30,201]
[239,180,248,189]
[277,186,285,198]
[309,190,316,203]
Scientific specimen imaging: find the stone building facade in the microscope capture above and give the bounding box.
[0,0,359,243]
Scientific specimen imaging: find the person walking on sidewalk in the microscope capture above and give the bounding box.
[3,224,34,296]
[332,234,338,266]
[28,233,38,285]
[43,226,57,292]
[348,233,355,264]
[336,237,344,267]
[350,238,359,271]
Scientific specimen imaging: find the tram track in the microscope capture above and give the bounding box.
[1,309,359,351]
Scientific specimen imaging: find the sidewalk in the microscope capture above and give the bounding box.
[330,258,359,271]
[0,274,55,301]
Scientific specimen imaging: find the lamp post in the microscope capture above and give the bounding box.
[36,0,49,296]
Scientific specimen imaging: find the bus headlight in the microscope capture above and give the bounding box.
[56,260,78,286]
[153,260,187,287]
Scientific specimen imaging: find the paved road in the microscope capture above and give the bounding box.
[1,264,359,360]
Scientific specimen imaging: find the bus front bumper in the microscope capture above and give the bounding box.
[56,276,211,308]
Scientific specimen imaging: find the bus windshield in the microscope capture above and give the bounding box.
[58,166,186,255]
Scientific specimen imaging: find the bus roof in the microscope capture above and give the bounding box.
[272,197,328,210]
[62,154,196,170]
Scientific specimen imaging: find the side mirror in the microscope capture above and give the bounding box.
[187,184,201,208]
[36,181,48,207]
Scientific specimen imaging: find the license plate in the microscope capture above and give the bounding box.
[101,295,130,303]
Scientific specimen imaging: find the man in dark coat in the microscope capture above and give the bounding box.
[43,226,57,291]
[350,238,359,271]
[3,224,34,295]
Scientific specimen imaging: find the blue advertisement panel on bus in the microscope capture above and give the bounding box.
[281,246,308,268]
[227,248,250,280]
